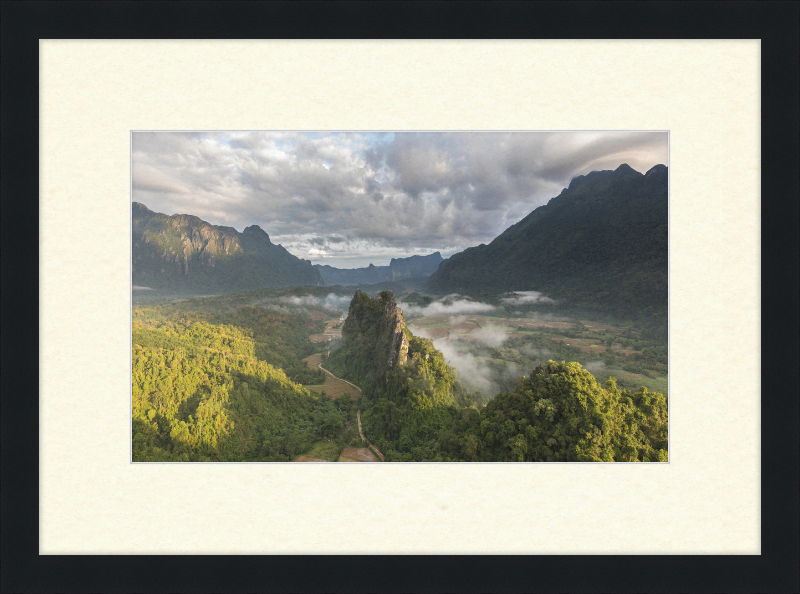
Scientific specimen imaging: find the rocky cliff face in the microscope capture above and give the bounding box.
[327,289,464,415]
[341,290,409,372]
[132,202,322,293]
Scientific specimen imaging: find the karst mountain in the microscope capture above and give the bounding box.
[132,202,322,292]
[427,163,668,319]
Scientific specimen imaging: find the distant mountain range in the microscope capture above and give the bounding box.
[315,252,444,286]
[427,163,668,318]
[133,162,667,314]
[132,203,322,292]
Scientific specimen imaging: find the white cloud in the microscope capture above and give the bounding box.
[132,131,668,268]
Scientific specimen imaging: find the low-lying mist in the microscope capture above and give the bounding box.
[500,290,554,305]
[583,360,606,373]
[398,294,496,317]
[248,293,352,316]
[470,326,511,347]
[414,325,526,400]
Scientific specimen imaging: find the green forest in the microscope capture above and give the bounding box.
[132,290,349,461]
[323,291,668,462]
[132,286,668,463]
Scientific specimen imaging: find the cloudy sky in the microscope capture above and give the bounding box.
[132,131,667,268]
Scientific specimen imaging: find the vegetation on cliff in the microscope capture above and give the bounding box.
[324,290,478,458]
[131,287,668,462]
[323,290,668,462]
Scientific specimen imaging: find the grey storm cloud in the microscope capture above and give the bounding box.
[131,131,667,267]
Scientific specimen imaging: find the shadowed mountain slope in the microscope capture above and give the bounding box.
[427,164,668,319]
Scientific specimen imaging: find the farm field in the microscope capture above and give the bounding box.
[338,447,379,462]
[302,354,360,400]
[309,316,343,343]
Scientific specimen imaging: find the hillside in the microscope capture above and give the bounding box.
[132,202,322,293]
[427,164,668,319]
[131,286,668,462]
[315,252,443,286]
[323,289,668,462]
[132,319,341,462]
[448,361,668,462]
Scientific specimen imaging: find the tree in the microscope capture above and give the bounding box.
[323,412,343,438]
[338,393,353,414]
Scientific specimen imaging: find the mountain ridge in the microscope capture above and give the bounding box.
[132,202,323,292]
[427,163,668,322]
[315,251,444,286]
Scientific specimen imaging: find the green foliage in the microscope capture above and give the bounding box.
[131,283,668,463]
[133,295,326,386]
[444,361,668,462]
[325,291,474,457]
[132,319,344,462]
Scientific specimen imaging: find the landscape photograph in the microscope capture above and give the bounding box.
[131,130,669,463]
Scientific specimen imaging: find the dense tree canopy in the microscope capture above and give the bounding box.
[133,319,343,461]
[132,288,667,463]
[447,361,668,462]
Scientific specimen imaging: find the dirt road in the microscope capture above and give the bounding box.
[316,362,385,462]
[302,354,357,399]
[356,410,384,461]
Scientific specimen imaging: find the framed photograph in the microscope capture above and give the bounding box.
[3,2,797,592]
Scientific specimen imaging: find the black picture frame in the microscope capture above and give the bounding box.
[2,2,797,592]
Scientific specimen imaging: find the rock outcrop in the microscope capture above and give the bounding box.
[340,290,409,373]
[326,289,465,419]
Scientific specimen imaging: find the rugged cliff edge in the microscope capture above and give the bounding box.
[132,202,322,293]
[325,290,468,411]
[332,290,410,383]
